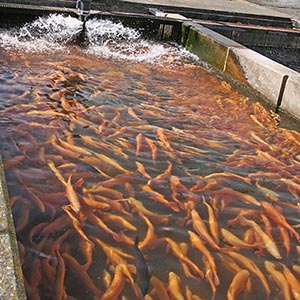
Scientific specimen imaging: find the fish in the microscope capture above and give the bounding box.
[140,184,179,212]
[79,194,111,211]
[179,245,197,279]
[151,161,172,182]
[190,209,220,250]
[128,107,143,121]
[220,228,255,249]
[212,188,261,208]
[164,237,204,279]
[85,185,123,200]
[264,261,291,300]
[227,269,250,300]
[136,133,143,157]
[62,205,94,247]
[281,263,300,300]
[3,155,25,169]
[85,210,120,241]
[167,272,185,300]
[134,235,150,297]
[63,252,102,298]
[278,226,291,256]
[144,137,158,161]
[136,161,152,179]
[150,276,171,300]
[66,175,81,214]
[54,248,68,300]
[157,128,174,152]
[47,159,67,186]
[261,201,300,242]
[102,269,112,289]
[97,211,137,232]
[226,251,270,298]
[256,181,279,203]
[202,255,217,300]
[188,230,219,286]
[239,216,281,259]
[92,237,131,266]
[217,253,242,274]
[169,175,200,206]
[26,187,46,213]
[78,239,94,271]
[203,198,219,243]
[138,214,158,251]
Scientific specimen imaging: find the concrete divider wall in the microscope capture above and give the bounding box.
[0,157,26,300]
[182,21,300,118]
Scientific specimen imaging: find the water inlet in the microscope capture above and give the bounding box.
[76,0,92,22]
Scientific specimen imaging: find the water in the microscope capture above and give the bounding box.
[1,14,300,300]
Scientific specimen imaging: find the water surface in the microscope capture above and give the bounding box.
[1,14,300,300]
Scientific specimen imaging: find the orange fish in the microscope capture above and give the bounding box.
[281,263,300,300]
[188,230,219,286]
[62,206,93,246]
[150,276,171,300]
[202,255,217,300]
[226,251,270,298]
[190,209,220,250]
[136,161,152,179]
[203,198,219,243]
[220,228,255,249]
[86,210,120,241]
[101,265,125,300]
[47,159,67,186]
[261,201,300,242]
[140,184,179,212]
[264,261,291,300]
[138,214,158,251]
[168,272,185,300]
[63,252,102,298]
[164,237,204,279]
[239,216,281,259]
[136,133,143,157]
[145,137,158,161]
[227,269,250,300]
[66,175,81,214]
[157,128,174,152]
[54,249,68,300]
[212,187,261,208]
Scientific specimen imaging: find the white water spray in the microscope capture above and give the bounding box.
[0,14,199,64]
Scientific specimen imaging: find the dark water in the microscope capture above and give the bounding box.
[1,14,300,300]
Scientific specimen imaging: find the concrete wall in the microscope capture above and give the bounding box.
[0,157,26,300]
[182,21,300,118]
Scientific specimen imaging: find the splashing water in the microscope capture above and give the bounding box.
[0,14,199,64]
[0,14,82,52]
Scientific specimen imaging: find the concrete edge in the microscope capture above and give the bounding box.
[182,21,300,119]
[0,156,27,300]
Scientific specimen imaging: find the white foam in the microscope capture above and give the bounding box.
[0,14,199,64]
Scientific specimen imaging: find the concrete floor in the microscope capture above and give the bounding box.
[120,0,288,17]
[246,0,300,18]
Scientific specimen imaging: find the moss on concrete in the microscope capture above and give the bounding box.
[184,24,227,70]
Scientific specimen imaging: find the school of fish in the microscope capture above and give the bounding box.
[1,47,300,300]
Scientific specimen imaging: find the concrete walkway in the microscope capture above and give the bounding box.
[116,0,289,18]
[246,0,300,18]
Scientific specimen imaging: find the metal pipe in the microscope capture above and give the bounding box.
[76,0,92,22]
